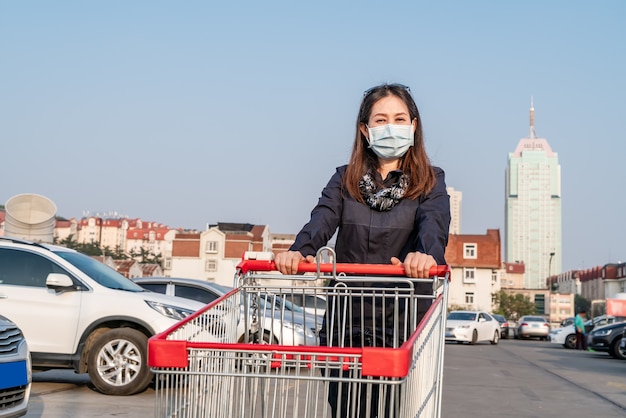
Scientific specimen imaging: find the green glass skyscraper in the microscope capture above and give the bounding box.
[505,101,562,289]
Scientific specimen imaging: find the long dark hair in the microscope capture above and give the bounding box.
[344,83,436,202]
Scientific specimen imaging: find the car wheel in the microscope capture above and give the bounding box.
[490,331,499,345]
[87,328,152,396]
[610,338,626,360]
[470,329,478,345]
[564,334,577,349]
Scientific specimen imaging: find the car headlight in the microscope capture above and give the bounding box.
[592,329,613,337]
[146,300,195,321]
[551,329,563,334]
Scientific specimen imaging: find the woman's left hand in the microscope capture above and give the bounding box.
[391,252,437,278]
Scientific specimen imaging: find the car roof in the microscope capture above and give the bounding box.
[132,276,234,293]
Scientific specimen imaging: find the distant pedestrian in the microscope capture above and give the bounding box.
[574,310,588,350]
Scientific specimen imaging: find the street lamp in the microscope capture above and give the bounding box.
[548,251,556,325]
[548,251,555,290]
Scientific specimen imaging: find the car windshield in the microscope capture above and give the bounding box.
[259,294,305,314]
[54,250,143,292]
[448,312,476,321]
[492,314,506,322]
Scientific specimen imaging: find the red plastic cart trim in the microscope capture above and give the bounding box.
[236,260,450,278]
[148,339,188,368]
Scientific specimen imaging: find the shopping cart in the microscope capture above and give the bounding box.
[149,248,450,418]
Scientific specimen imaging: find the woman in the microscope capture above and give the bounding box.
[275,83,450,417]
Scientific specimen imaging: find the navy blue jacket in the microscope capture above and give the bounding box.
[291,165,450,265]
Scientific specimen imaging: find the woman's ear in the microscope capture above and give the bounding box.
[359,123,369,140]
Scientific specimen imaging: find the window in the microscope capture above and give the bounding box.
[205,259,217,272]
[205,241,218,253]
[164,257,172,269]
[175,285,219,304]
[463,268,476,283]
[0,248,66,288]
[465,292,474,304]
[463,243,477,259]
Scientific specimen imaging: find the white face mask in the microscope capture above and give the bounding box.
[366,124,414,159]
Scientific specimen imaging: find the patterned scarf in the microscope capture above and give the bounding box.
[359,171,409,211]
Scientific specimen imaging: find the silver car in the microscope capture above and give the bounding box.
[516,315,550,340]
[0,315,31,418]
[133,277,320,346]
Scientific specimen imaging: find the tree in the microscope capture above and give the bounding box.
[575,294,591,315]
[492,290,537,321]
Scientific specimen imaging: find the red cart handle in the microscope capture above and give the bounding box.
[236,259,449,277]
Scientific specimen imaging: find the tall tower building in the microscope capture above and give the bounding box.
[505,100,562,289]
[447,186,462,235]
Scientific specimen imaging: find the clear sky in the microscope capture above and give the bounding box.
[1,1,624,273]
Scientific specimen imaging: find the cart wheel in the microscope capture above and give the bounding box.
[87,328,152,396]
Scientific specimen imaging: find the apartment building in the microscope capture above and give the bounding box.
[444,229,502,312]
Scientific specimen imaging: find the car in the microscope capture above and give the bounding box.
[132,276,320,346]
[491,313,510,339]
[0,315,31,418]
[549,315,619,349]
[282,292,327,316]
[0,237,204,396]
[445,311,500,345]
[515,315,550,340]
[587,321,626,359]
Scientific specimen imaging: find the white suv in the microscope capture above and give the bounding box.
[0,237,204,396]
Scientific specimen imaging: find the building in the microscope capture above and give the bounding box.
[505,100,562,289]
[447,187,462,235]
[444,229,502,312]
[165,223,274,287]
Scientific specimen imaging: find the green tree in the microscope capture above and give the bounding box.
[574,294,591,315]
[492,290,537,321]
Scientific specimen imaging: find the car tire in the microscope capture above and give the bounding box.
[490,331,499,345]
[470,329,478,345]
[564,334,577,349]
[87,328,152,396]
[610,338,626,360]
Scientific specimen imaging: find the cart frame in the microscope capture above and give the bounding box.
[149,249,450,418]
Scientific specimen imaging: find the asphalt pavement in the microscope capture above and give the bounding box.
[24,338,626,417]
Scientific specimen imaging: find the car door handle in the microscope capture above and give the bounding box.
[0,294,7,299]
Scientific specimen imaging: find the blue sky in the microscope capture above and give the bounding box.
[1,1,624,272]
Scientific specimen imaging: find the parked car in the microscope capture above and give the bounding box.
[445,311,500,345]
[491,314,510,339]
[549,315,619,349]
[0,237,204,396]
[516,315,550,340]
[619,328,626,359]
[283,292,327,316]
[587,321,626,359]
[133,277,320,346]
[0,315,31,418]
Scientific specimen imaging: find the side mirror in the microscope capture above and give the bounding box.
[46,273,75,293]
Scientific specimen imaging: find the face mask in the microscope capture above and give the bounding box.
[366,124,414,159]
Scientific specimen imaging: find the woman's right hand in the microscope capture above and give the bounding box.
[274,250,314,275]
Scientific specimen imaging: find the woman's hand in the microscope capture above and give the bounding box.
[391,251,437,278]
[274,250,314,275]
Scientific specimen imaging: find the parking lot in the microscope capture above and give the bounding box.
[23,338,626,417]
